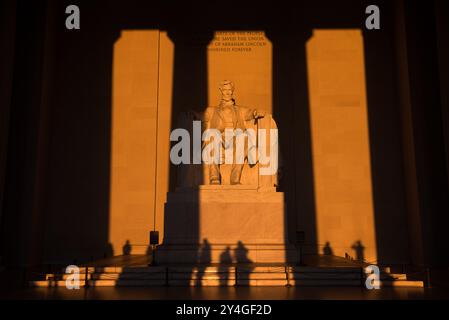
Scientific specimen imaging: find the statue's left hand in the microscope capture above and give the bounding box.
[253,110,266,119]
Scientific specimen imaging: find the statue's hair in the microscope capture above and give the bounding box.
[219,80,235,90]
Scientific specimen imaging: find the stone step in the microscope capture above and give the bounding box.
[244,279,289,286]
[91,273,166,280]
[378,280,424,288]
[30,273,424,288]
[170,272,287,280]
[70,265,363,274]
[44,271,409,282]
[169,279,237,286]
[287,267,361,273]
[73,266,166,273]
[32,264,424,288]
[291,272,406,280]
[46,273,166,281]
[234,272,288,280]
[289,279,365,286]
[168,266,237,273]
[290,273,362,280]
[32,279,167,287]
[89,279,167,287]
[30,280,87,287]
[46,268,407,280]
[167,265,361,273]
[238,266,289,273]
[379,273,407,280]
[30,277,424,288]
[168,279,289,286]
[47,271,289,281]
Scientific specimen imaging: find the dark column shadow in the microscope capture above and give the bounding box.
[362,0,411,265]
[164,29,212,285]
[1,0,50,268]
[399,0,449,267]
[267,27,317,260]
[2,1,118,267]
[167,29,213,193]
[105,243,114,259]
[47,2,121,264]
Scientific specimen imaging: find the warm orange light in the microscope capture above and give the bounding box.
[306,29,377,263]
[207,31,273,115]
[109,30,173,255]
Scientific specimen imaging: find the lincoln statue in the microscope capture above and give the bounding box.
[203,80,265,185]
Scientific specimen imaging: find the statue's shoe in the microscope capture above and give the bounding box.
[210,179,220,185]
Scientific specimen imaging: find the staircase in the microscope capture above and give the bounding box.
[29,264,424,288]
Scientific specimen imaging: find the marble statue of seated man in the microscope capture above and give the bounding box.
[202,80,265,185]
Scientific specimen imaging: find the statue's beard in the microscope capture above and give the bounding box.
[220,98,235,106]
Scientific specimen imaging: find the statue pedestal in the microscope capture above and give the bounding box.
[157,186,297,263]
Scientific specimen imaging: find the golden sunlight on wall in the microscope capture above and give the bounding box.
[109,30,173,255]
[306,30,377,263]
[207,31,272,113]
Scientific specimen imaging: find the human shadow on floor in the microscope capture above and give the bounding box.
[196,239,212,286]
[218,246,233,286]
[234,241,253,286]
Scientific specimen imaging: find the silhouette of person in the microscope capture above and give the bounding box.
[218,246,233,286]
[196,239,212,286]
[323,241,334,256]
[198,239,212,263]
[233,241,253,286]
[122,240,131,255]
[234,241,252,264]
[351,240,365,263]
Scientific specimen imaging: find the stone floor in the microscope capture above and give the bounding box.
[3,254,448,298]
[34,254,423,288]
[2,286,449,300]
[79,254,366,268]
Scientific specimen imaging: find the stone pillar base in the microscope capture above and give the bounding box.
[158,186,297,264]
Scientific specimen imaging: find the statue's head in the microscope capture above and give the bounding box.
[219,80,235,102]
